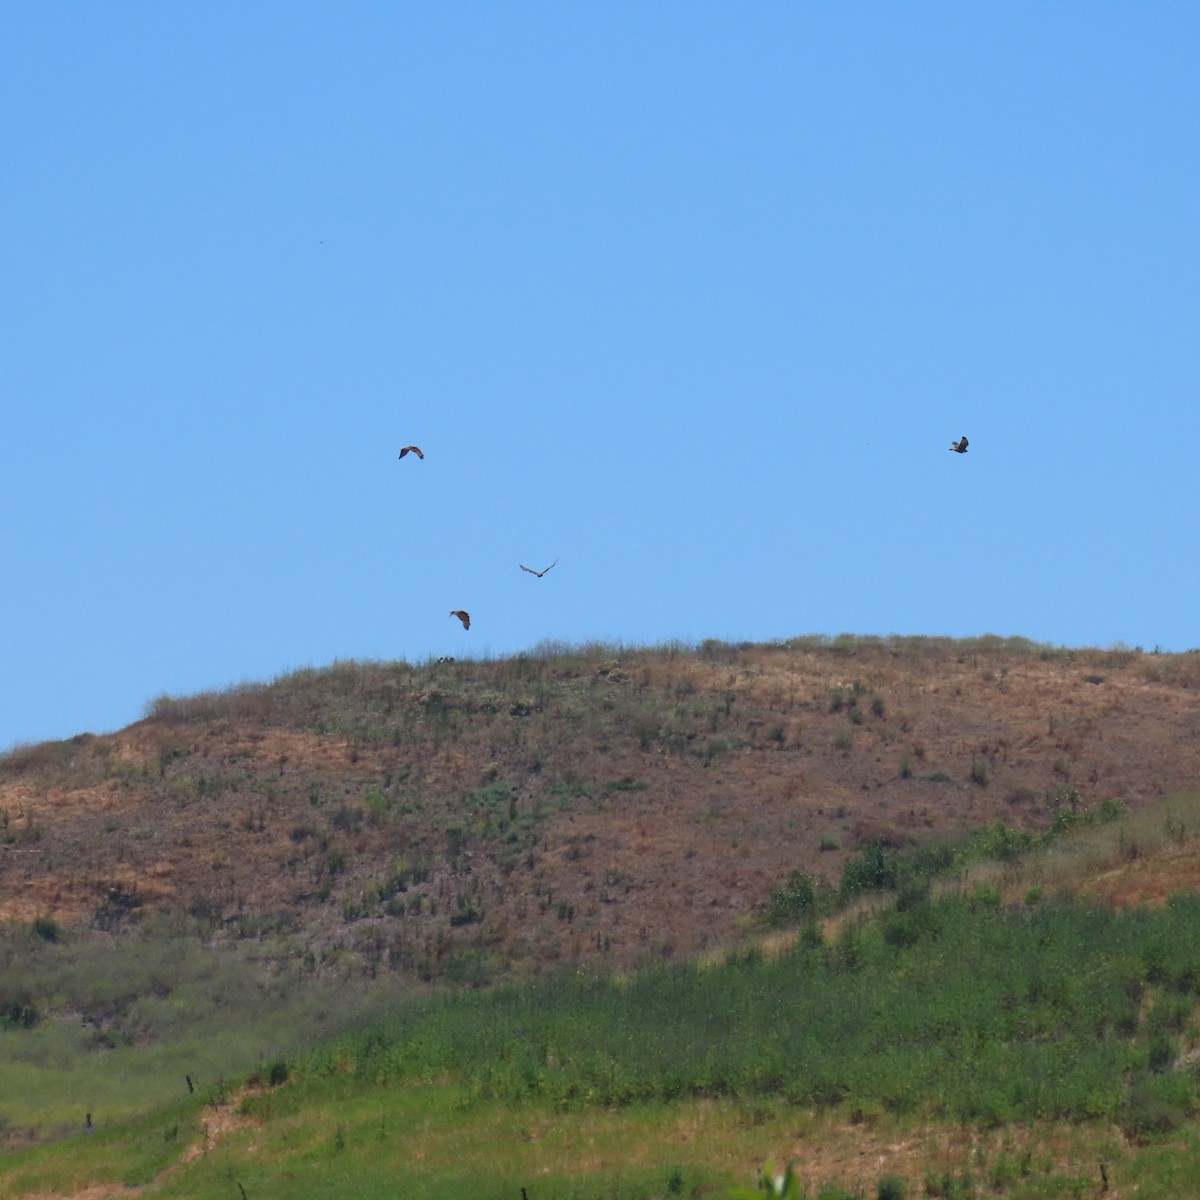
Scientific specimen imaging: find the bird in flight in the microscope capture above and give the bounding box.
[450,609,470,630]
[519,559,557,578]
[949,436,969,454]
[398,445,424,460]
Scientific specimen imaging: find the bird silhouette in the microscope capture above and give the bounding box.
[949,436,969,454]
[519,559,557,578]
[450,610,470,630]
[398,445,424,460]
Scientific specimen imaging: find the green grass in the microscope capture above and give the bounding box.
[7,1075,1200,1199]
[299,895,1200,1128]
[4,884,1200,1197]
[0,925,399,1135]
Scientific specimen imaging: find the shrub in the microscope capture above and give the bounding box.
[883,907,932,948]
[762,871,817,926]
[840,841,901,896]
[603,776,648,793]
[1147,1033,1177,1073]
[970,882,1002,909]
[32,915,61,942]
[1118,1075,1189,1141]
[1,999,39,1029]
[968,821,1034,861]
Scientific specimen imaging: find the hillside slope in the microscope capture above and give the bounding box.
[3,635,1199,977]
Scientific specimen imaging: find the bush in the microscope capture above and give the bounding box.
[967,821,1034,861]
[840,841,901,896]
[762,872,817,926]
[32,915,61,942]
[1,999,39,1029]
[1119,1075,1190,1141]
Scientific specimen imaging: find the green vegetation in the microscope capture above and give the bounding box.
[0,919,397,1135]
[760,796,1128,931]
[298,894,1200,1129]
[6,884,1199,1197]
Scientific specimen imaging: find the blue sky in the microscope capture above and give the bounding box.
[3,3,1198,749]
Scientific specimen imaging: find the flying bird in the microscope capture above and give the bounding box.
[519,559,557,578]
[949,436,969,454]
[450,610,470,630]
[398,445,424,460]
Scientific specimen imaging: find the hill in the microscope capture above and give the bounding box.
[4,635,1200,980]
[4,634,1200,1193]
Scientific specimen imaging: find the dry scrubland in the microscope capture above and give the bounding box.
[2,634,1200,1199]
[4,635,1200,973]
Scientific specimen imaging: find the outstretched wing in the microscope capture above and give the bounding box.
[520,559,558,577]
[450,609,470,630]
[399,445,425,459]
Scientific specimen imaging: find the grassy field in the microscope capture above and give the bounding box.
[12,1080,1198,1200]
[3,797,1200,1197]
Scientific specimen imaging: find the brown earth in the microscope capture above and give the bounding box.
[2,636,1199,977]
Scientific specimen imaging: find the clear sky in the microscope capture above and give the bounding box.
[3,3,1198,749]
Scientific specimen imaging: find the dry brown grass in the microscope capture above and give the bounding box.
[3,637,1199,976]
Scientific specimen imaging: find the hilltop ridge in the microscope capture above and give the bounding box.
[4,635,1199,979]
